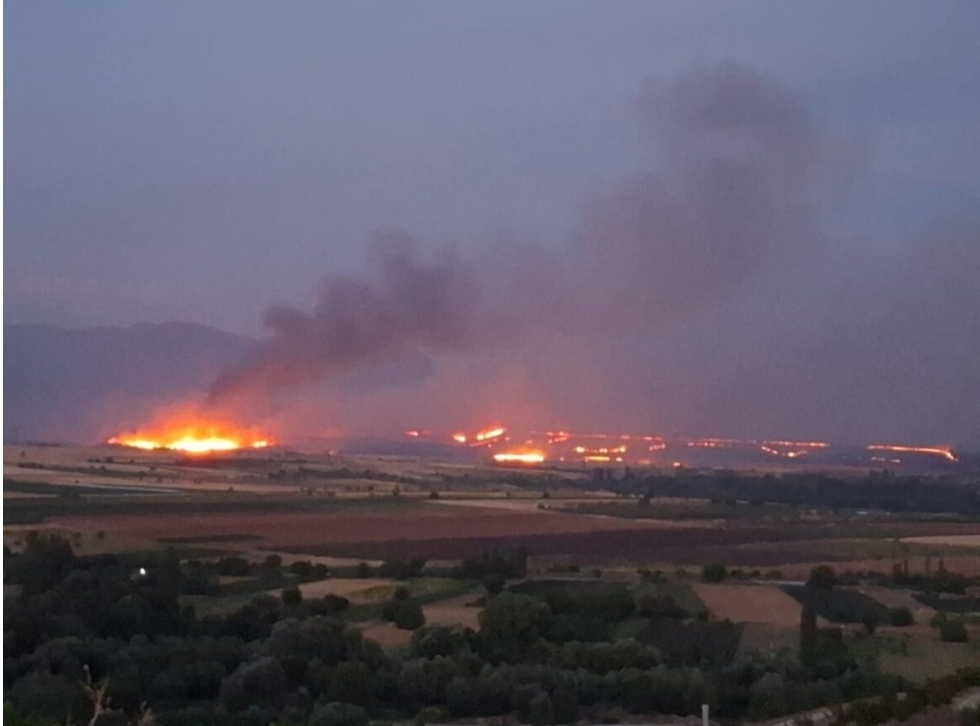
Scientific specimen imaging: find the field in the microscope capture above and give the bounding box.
[7,444,980,665]
[422,593,483,629]
[782,584,890,623]
[878,628,980,683]
[49,504,664,556]
[693,583,803,627]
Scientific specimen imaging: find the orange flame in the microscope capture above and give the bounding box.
[866,444,958,462]
[493,448,545,465]
[108,410,272,454]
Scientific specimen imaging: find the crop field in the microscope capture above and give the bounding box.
[782,584,891,623]
[50,503,660,554]
[422,593,484,630]
[693,583,803,627]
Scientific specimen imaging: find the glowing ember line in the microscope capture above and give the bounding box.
[866,444,958,462]
[493,451,545,465]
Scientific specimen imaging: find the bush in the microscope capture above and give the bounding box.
[888,607,914,627]
[323,594,350,613]
[940,619,968,643]
[482,572,506,595]
[392,585,410,602]
[702,563,728,583]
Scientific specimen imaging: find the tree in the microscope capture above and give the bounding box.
[311,702,370,726]
[394,602,425,631]
[807,565,837,591]
[479,593,552,662]
[282,585,303,605]
[218,656,289,713]
[800,607,817,664]
[481,573,506,595]
[262,554,282,570]
[529,690,555,726]
[702,563,728,583]
[328,661,374,704]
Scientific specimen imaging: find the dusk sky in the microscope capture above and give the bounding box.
[5,2,980,445]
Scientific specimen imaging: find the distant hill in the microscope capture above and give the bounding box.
[3,322,253,443]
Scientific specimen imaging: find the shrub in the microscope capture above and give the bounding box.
[940,619,968,643]
[702,563,728,583]
[392,585,410,602]
[888,607,914,627]
[322,594,350,613]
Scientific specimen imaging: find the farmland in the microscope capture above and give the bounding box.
[5,443,980,726]
[693,582,803,627]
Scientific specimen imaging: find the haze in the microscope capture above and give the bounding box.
[5,2,980,447]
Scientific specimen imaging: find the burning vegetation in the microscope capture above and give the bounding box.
[108,412,272,454]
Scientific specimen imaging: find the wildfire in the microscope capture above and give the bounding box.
[493,449,546,465]
[109,415,272,454]
[449,426,507,446]
[866,444,958,463]
[475,426,506,443]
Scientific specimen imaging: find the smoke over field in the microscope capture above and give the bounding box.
[210,66,851,414]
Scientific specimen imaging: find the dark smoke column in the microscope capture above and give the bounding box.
[209,231,480,402]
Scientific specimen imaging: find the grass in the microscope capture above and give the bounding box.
[878,630,980,683]
[3,478,165,497]
[343,580,480,623]
[633,580,707,617]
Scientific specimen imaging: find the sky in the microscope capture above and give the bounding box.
[5,2,980,445]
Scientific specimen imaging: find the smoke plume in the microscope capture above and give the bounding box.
[210,64,840,404]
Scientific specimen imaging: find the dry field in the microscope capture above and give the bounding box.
[289,578,396,602]
[693,583,803,627]
[423,593,483,630]
[900,534,980,548]
[51,504,658,553]
[360,622,413,648]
